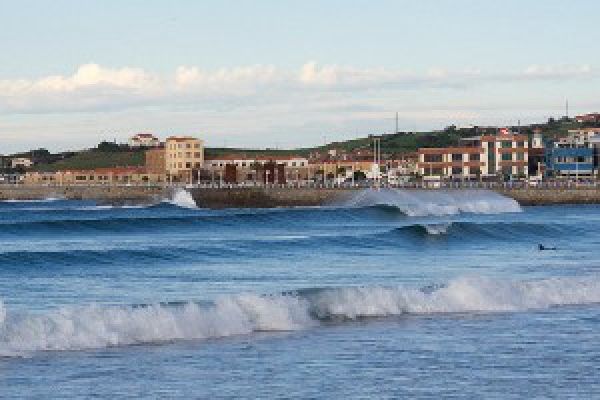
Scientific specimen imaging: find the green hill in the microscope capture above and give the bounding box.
[33,150,145,172]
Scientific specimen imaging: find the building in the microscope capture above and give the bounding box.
[203,155,310,184]
[165,136,204,183]
[417,128,529,180]
[575,113,600,124]
[417,146,485,180]
[24,167,166,186]
[145,148,166,174]
[546,128,600,178]
[11,157,33,169]
[129,133,160,148]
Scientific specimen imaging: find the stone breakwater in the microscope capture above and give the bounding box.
[0,185,166,205]
[189,187,356,208]
[3,185,600,207]
[496,188,600,206]
[190,187,600,208]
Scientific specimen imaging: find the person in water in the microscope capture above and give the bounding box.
[538,244,557,251]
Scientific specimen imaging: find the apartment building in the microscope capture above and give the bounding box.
[546,128,600,177]
[418,128,529,179]
[165,136,204,183]
[417,146,485,179]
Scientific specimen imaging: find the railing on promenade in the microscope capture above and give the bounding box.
[2,180,600,191]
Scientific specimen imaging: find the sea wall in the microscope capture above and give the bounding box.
[190,187,600,208]
[189,187,356,208]
[496,188,600,206]
[0,185,167,205]
[3,185,600,207]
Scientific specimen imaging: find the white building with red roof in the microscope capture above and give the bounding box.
[129,133,161,148]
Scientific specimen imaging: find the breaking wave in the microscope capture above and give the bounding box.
[393,221,575,240]
[166,189,198,209]
[344,189,521,216]
[2,275,600,357]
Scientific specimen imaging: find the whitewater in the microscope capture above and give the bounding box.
[1,189,600,398]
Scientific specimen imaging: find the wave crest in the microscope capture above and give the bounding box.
[1,275,600,357]
[344,189,521,216]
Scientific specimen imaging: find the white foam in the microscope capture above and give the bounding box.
[1,275,600,357]
[0,197,63,203]
[344,189,521,216]
[167,189,198,209]
[422,223,452,235]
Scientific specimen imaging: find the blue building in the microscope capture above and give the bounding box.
[546,129,600,178]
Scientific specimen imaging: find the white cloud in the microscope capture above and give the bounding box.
[0,62,595,115]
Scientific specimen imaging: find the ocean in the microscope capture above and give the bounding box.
[1,189,599,398]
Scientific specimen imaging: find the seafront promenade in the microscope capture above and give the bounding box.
[2,183,600,207]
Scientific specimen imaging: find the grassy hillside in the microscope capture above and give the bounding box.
[33,151,145,172]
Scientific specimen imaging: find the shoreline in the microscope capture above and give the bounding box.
[2,185,600,207]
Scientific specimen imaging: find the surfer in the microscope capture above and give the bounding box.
[538,244,556,251]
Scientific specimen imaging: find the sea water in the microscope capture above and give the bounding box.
[1,189,600,398]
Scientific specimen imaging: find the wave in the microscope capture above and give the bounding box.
[166,189,198,209]
[392,221,575,241]
[1,275,599,357]
[0,197,64,203]
[344,189,521,216]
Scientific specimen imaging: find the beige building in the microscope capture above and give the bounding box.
[24,167,166,186]
[165,136,204,183]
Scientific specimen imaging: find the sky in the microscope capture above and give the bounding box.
[1,0,600,153]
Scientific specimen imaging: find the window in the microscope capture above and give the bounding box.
[469,153,480,161]
[194,144,200,148]
[452,154,463,162]
[452,167,462,175]
[516,152,524,161]
[502,153,512,161]
[194,152,201,158]
[186,162,191,169]
[424,154,442,162]
[517,141,525,148]
[186,144,191,149]
[501,141,512,148]
[178,162,182,168]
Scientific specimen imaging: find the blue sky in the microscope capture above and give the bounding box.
[1,0,599,153]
